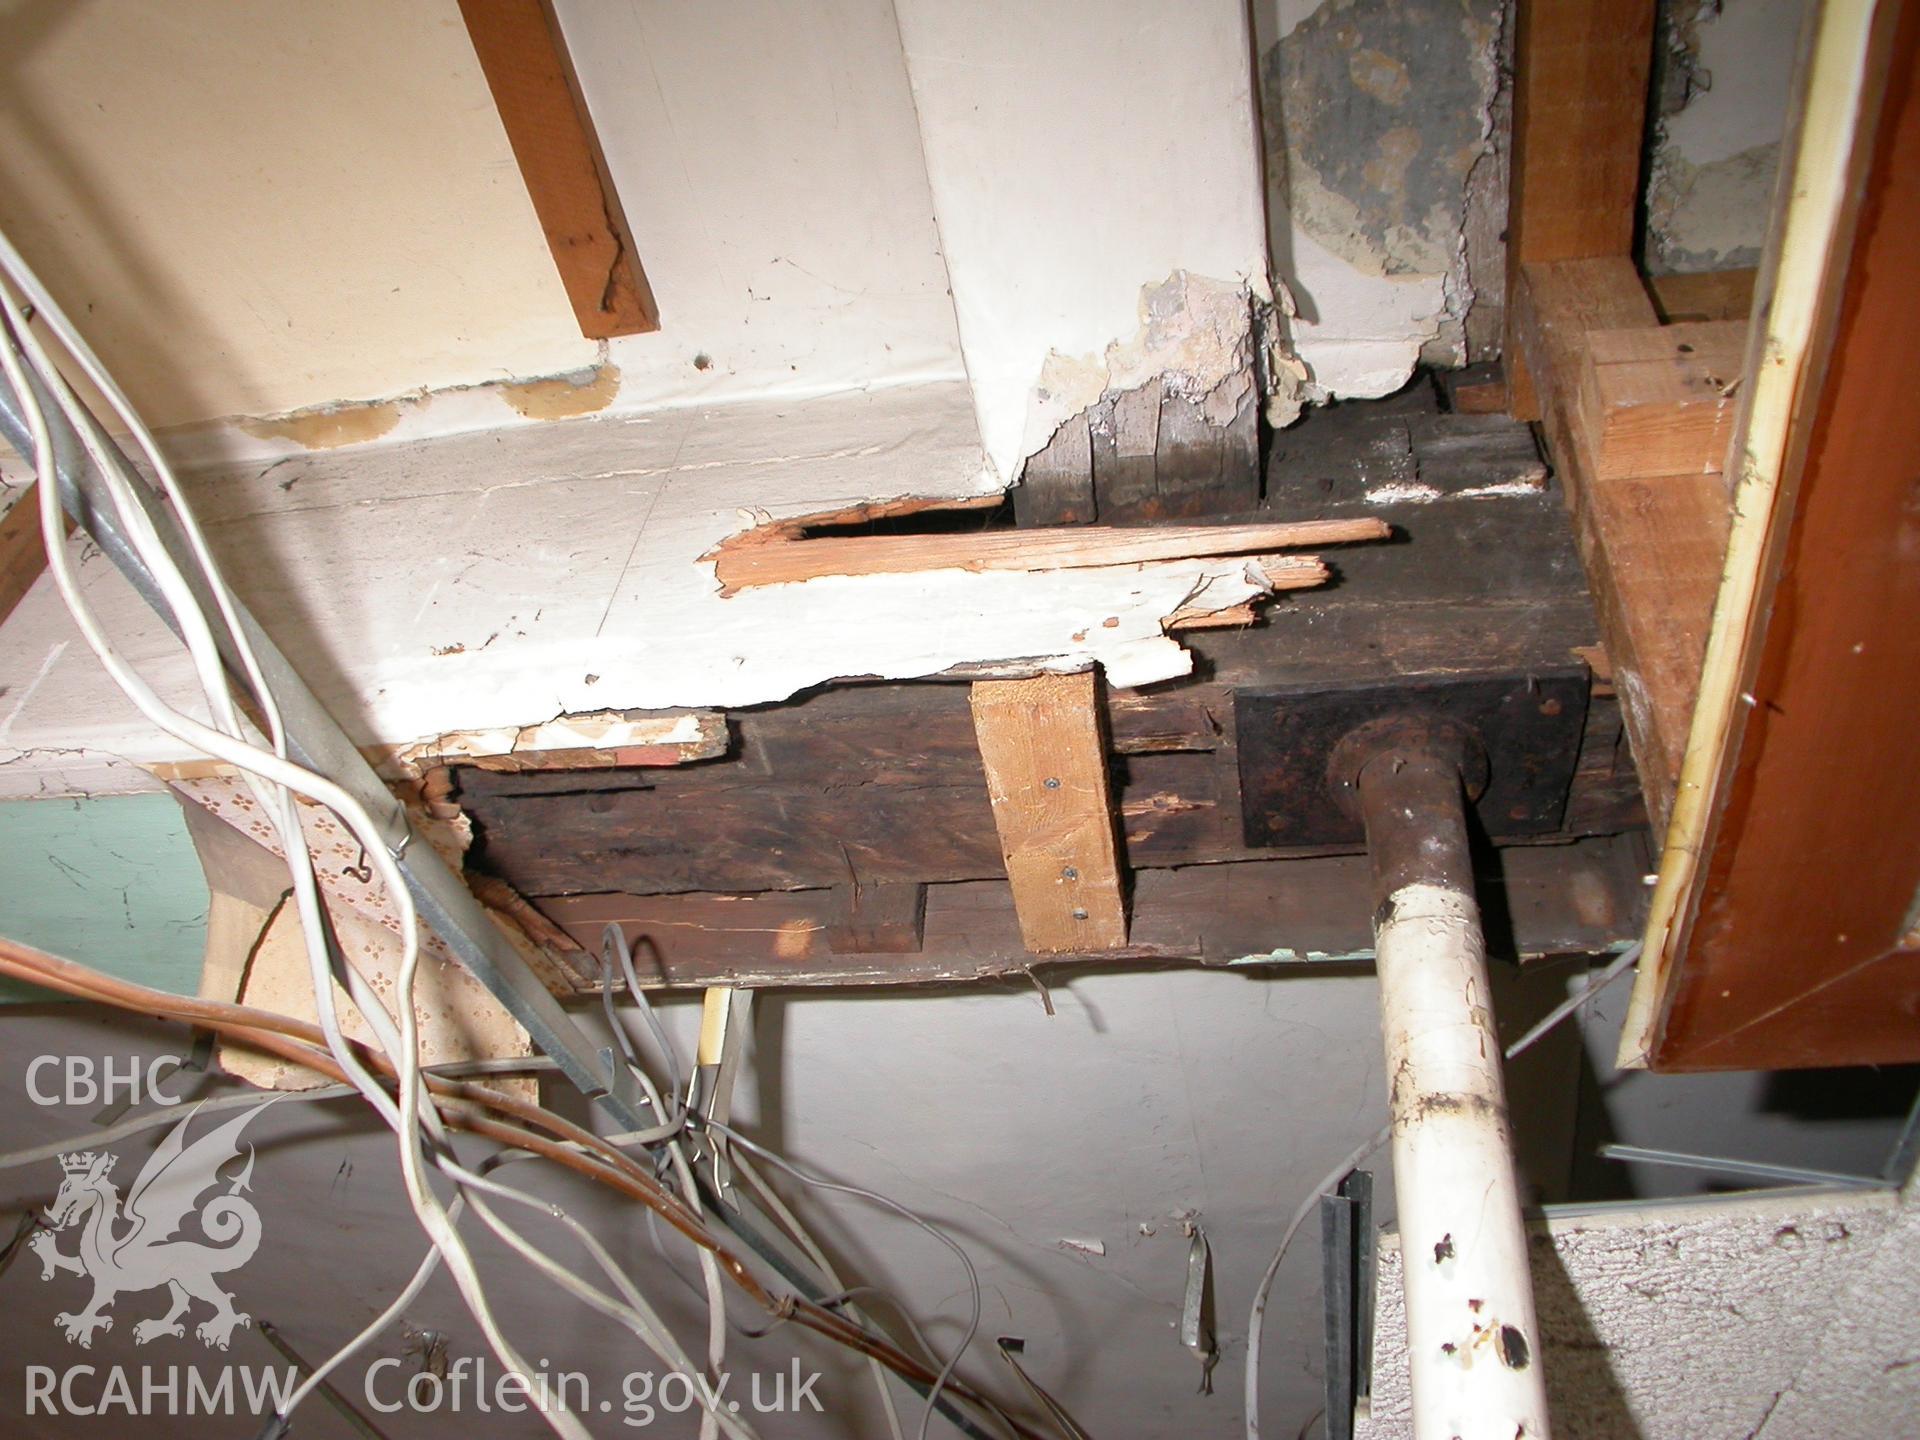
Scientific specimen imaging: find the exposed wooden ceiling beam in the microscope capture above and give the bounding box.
[458,0,659,339]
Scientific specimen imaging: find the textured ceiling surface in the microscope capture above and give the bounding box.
[1361,1182,1918,1438]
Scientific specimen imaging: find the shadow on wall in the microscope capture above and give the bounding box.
[1531,1234,1642,1440]
[1569,982,1920,1203]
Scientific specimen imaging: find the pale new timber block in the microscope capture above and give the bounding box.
[969,670,1127,953]
[1578,321,1745,480]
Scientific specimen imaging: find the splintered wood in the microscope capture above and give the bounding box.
[970,671,1127,954]
[708,515,1387,594]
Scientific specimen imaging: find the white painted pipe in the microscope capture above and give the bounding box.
[1354,743,1550,1440]
[1376,880,1550,1440]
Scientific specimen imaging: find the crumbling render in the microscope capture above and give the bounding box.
[1259,0,1504,392]
[1009,273,1309,526]
[5,381,1388,796]
[211,360,624,459]
[1025,272,1297,461]
[1643,0,1801,274]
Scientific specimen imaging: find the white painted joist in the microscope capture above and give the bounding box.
[0,382,1297,796]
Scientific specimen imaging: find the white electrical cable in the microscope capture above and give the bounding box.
[702,1118,984,1440]
[1241,941,1645,1440]
[1500,941,1643,1060]
[0,263,1034,1440]
[728,1146,910,1440]
[622,1026,730,1440]
[443,1155,761,1440]
[595,962,910,1440]
[1,238,1020,1440]
[603,926,686,1106]
[589,937,734,1439]
[0,249,578,1440]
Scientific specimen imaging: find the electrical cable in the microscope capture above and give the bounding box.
[0,272,1046,1437]
[441,1154,760,1440]
[0,1058,556,1173]
[596,975,729,1440]
[602,925,685,1108]
[1500,941,1644,1059]
[701,1117,982,1440]
[0,225,1043,1435]
[0,935,1047,1437]
[0,239,595,1440]
[729,1145,910,1440]
[1241,941,1645,1440]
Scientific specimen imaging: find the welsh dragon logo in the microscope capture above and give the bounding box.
[28,1105,265,1350]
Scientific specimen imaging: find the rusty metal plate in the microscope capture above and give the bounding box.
[1236,668,1591,848]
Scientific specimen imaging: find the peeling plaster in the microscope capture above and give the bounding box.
[1648,142,1777,272]
[1645,0,1807,274]
[0,383,1330,797]
[234,396,411,450]
[497,363,623,421]
[1284,229,1450,400]
[205,360,624,462]
[1259,0,1500,398]
[1026,271,1303,463]
[1266,0,1496,280]
[1033,274,1257,448]
[892,0,1273,483]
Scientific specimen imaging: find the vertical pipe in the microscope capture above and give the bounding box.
[1357,748,1550,1440]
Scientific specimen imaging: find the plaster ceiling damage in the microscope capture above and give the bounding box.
[0,4,1902,1440]
[1027,270,1307,473]
[0,383,1359,798]
[1258,0,1506,400]
[1645,0,1810,273]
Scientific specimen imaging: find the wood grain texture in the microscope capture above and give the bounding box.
[1577,320,1745,480]
[1646,268,1759,324]
[458,0,658,339]
[460,463,1641,907]
[970,671,1127,953]
[1449,381,1509,415]
[1508,0,1657,263]
[536,834,1646,988]
[1013,410,1096,525]
[1654,0,1920,1070]
[1011,375,1260,527]
[827,881,927,955]
[1512,258,1728,830]
[1505,0,1657,417]
[708,515,1386,593]
[0,484,67,633]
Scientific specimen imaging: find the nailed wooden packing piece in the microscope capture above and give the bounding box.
[1509,255,1732,832]
[970,670,1128,955]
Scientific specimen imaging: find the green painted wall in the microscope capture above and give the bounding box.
[0,793,208,1002]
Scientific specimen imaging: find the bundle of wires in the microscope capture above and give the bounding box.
[0,234,1059,1440]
